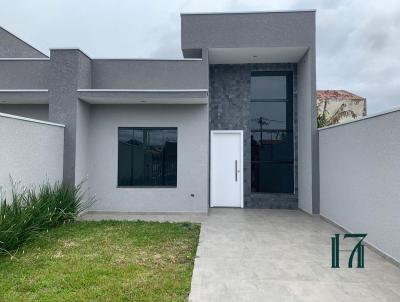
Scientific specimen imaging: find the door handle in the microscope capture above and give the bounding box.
[235,160,238,182]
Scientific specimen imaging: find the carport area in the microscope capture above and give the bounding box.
[189,209,400,302]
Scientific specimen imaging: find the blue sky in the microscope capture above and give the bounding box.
[1,0,399,114]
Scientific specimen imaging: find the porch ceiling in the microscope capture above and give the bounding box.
[208,47,308,64]
[77,89,208,104]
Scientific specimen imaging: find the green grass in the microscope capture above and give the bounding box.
[0,221,200,302]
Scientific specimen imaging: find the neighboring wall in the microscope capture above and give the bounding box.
[319,110,400,263]
[88,104,209,213]
[317,99,367,124]
[0,113,64,200]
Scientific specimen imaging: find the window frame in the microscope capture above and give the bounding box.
[117,126,178,188]
[250,71,295,194]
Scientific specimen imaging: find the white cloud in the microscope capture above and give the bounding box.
[1,0,399,113]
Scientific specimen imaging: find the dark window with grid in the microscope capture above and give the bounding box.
[118,127,177,187]
[250,71,294,193]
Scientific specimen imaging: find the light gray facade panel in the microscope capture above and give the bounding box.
[75,100,91,190]
[87,104,209,213]
[0,60,49,89]
[209,63,298,209]
[182,11,315,53]
[0,27,47,58]
[92,59,208,89]
[297,49,318,214]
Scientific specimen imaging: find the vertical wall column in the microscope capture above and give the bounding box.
[48,49,92,186]
[297,48,319,214]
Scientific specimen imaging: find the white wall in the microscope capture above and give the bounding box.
[87,104,209,213]
[319,109,400,262]
[0,113,64,200]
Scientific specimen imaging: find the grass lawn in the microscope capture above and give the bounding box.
[0,221,200,302]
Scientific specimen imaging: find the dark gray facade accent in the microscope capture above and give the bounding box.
[0,60,49,89]
[0,27,47,58]
[48,49,92,185]
[182,11,315,55]
[209,63,298,209]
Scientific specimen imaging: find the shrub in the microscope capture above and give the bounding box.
[0,181,93,256]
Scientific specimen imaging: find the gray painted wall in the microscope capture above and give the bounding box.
[0,27,47,58]
[319,110,400,263]
[297,49,318,214]
[75,100,91,186]
[209,63,298,209]
[92,59,208,89]
[49,49,92,185]
[0,114,64,201]
[0,60,49,89]
[181,11,315,56]
[87,104,209,213]
[0,104,48,120]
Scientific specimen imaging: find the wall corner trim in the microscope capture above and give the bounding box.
[0,112,65,127]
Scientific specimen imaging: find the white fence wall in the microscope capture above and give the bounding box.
[319,109,400,263]
[0,113,64,200]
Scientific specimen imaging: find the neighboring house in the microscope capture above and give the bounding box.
[317,90,367,126]
[0,10,319,215]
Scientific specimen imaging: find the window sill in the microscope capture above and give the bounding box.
[117,186,177,189]
[251,192,296,196]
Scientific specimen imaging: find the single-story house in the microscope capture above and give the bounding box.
[0,10,319,215]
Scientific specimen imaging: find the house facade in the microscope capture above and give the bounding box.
[0,10,319,215]
[317,90,367,125]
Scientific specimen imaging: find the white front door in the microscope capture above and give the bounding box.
[210,131,243,207]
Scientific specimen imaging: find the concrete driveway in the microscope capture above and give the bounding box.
[189,209,400,302]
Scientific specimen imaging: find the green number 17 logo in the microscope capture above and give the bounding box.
[331,233,367,268]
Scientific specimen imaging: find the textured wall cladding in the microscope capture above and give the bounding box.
[0,60,49,89]
[209,63,298,209]
[92,60,208,89]
[0,27,47,58]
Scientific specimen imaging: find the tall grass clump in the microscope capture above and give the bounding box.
[0,181,93,256]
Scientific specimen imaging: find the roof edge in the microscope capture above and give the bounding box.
[0,26,48,58]
[91,58,202,61]
[77,89,208,92]
[318,106,400,131]
[181,9,316,16]
[0,112,65,128]
[50,48,91,60]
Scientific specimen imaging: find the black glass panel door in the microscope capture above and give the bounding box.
[250,71,294,193]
